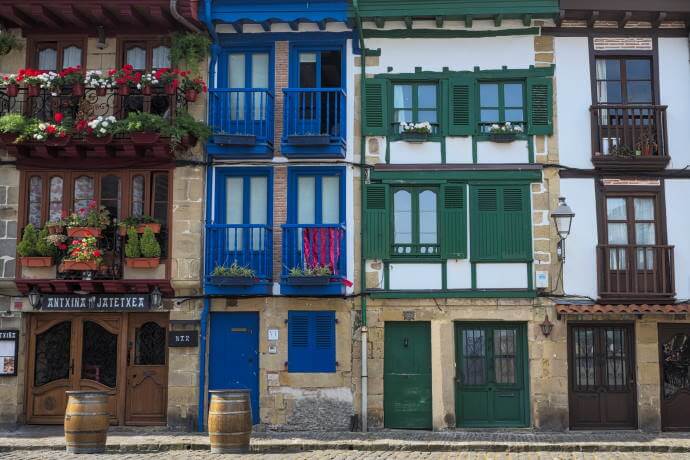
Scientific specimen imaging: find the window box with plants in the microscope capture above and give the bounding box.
[124,226,161,269]
[84,70,114,97]
[209,262,257,286]
[17,224,58,268]
[65,200,110,238]
[60,235,102,276]
[0,113,27,145]
[399,121,432,143]
[180,75,207,102]
[18,113,71,147]
[45,213,66,235]
[487,122,523,143]
[1,73,20,98]
[285,265,334,285]
[164,113,212,151]
[61,66,85,97]
[75,116,117,145]
[117,216,161,236]
[116,112,166,145]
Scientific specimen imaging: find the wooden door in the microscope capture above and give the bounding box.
[125,313,168,425]
[568,323,637,429]
[383,322,432,429]
[659,324,690,431]
[455,323,529,428]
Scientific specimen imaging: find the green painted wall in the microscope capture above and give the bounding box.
[352,0,559,19]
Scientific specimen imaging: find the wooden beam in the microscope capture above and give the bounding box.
[464,15,473,28]
[148,6,170,27]
[653,12,668,28]
[494,14,503,27]
[90,5,116,27]
[30,5,63,29]
[587,10,599,28]
[555,10,565,27]
[435,16,443,28]
[317,20,327,31]
[232,21,243,33]
[404,17,413,30]
[374,17,385,29]
[620,11,633,28]
[260,20,271,32]
[288,20,299,31]
[0,6,30,28]
[522,14,532,27]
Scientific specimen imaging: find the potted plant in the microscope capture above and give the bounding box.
[0,113,28,145]
[45,212,67,234]
[116,112,166,145]
[636,133,658,157]
[17,225,56,268]
[75,116,118,145]
[285,265,333,285]
[18,69,45,97]
[19,114,71,147]
[84,70,113,97]
[65,200,110,238]
[171,32,211,74]
[60,66,84,96]
[399,121,432,142]
[488,122,523,142]
[609,144,634,158]
[0,33,23,57]
[162,112,212,151]
[155,68,179,95]
[1,74,20,97]
[125,226,161,269]
[36,71,62,96]
[209,262,257,286]
[137,72,159,96]
[180,75,207,102]
[61,235,102,274]
[111,64,136,96]
[117,215,161,236]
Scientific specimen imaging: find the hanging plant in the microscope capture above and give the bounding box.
[0,33,23,56]
[170,32,210,74]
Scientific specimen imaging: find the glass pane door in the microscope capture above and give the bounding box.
[81,321,118,388]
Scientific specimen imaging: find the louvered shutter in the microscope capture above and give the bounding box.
[527,77,553,135]
[440,184,467,259]
[448,76,476,136]
[500,186,532,260]
[363,78,389,136]
[363,183,390,259]
[288,311,336,373]
[313,312,336,372]
[288,311,310,372]
[470,186,501,261]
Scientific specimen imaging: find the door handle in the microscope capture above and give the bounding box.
[69,359,74,375]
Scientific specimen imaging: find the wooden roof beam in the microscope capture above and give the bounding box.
[587,10,599,28]
[404,16,413,29]
[30,5,64,29]
[232,21,243,33]
[620,11,632,28]
[288,20,299,31]
[147,5,171,28]
[260,20,271,31]
[554,10,565,27]
[0,6,31,28]
[464,15,473,28]
[317,19,327,31]
[435,16,443,28]
[494,14,503,27]
[653,12,668,28]
[90,5,116,28]
[374,17,385,28]
[522,14,532,27]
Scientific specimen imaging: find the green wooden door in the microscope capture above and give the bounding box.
[455,323,529,428]
[384,322,432,429]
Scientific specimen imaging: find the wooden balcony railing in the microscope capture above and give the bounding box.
[281,224,346,280]
[282,88,346,146]
[590,104,669,170]
[597,244,675,301]
[208,88,274,146]
[205,224,273,282]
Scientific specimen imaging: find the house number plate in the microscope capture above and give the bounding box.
[168,330,199,347]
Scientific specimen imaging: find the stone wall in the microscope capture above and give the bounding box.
[0,307,23,427]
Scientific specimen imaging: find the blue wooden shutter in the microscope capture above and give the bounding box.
[288,311,335,372]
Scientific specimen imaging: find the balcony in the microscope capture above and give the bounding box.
[281,224,347,295]
[597,244,675,303]
[204,224,273,295]
[282,88,346,157]
[590,104,669,171]
[207,88,274,157]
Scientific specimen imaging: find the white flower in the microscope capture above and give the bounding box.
[35,134,44,140]
[100,128,106,133]
[102,121,109,127]
[38,123,46,130]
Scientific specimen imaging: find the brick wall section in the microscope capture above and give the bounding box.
[274,41,289,157]
[272,166,287,281]
[593,37,653,51]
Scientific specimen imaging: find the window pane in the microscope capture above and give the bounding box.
[627,81,652,103]
[418,110,437,124]
[393,190,412,245]
[63,46,82,69]
[38,48,57,71]
[73,176,94,212]
[229,54,246,88]
[225,177,243,225]
[626,60,651,80]
[505,109,524,123]
[152,46,171,69]
[606,198,627,220]
[49,177,63,222]
[249,177,267,225]
[608,223,628,244]
[417,85,437,108]
[462,329,486,385]
[598,81,622,104]
[494,329,516,385]
[635,223,655,245]
[251,53,269,88]
[480,83,499,107]
[634,198,654,220]
[297,177,315,224]
[480,109,499,123]
[393,85,412,109]
[418,190,437,244]
[395,109,413,124]
[100,175,121,220]
[126,47,146,70]
[299,52,317,88]
[29,176,42,228]
[152,174,168,225]
[504,83,523,107]
[132,176,145,216]
[596,59,620,80]
[321,176,340,224]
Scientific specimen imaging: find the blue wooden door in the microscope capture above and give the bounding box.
[209,312,260,424]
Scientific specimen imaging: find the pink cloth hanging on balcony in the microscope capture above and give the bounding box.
[302,227,343,274]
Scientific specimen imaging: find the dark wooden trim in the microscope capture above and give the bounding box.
[116,35,172,71]
[559,168,690,179]
[560,0,690,13]
[25,35,88,70]
[374,163,543,171]
[542,28,689,37]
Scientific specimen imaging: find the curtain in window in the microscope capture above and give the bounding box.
[28,176,42,228]
[249,177,267,250]
[302,227,343,274]
[73,176,94,213]
[132,176,144,216]
[321,176,340,224]
[634,198,655,270]
[225,177,243,251]
[229,54,246,121]
[49,177,63,222]
[394,190,412,249]
[126,47,146,70]
[38,48,57,71]
[418,190,437,245]
[596,59,609,103]
[63,46,82,68]
[606,198,627,270]
[152,46,170,69]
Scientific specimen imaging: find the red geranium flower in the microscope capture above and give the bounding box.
[54,113,64,124]
[93,250,101,257]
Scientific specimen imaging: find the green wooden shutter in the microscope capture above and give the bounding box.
[440,184,467,259]
[470,186,500,261]
[363,183,390,259]
[363,78,389,136]
[526,77,553,135]
[500,186,532,260]
[448,77,476,136]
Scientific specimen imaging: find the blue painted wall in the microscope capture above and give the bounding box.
[203,0,348,24]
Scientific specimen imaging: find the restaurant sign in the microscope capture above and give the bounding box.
[39,294,150,311]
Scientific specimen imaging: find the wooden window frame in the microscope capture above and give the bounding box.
[478,80,526,131]
[391,81,440,135]
[593,56,655,105]
[391,186,440,259]
[117,37,172,72]
[26,36,87,70]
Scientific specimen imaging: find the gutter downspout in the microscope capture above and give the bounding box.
[170,0,204,33]
[352,0,368,433]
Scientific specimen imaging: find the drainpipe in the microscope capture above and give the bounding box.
[170,0,204,33]
[352,0,368,433]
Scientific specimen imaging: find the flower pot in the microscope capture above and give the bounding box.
[117,222,161,236]
[141,86,152,96]
[86,134,113,145]
[184,89,198,102]
[118,84,130,96]
[96,87,107,97]
[47,224,63,235]
[61,260,100,271]
[20,256,54,268]
[27,84,41,97]
[285,275,332,286]
[488,133,517,143]
[209,276,256,287]
[67,227,101,238]
[400,131,430,143]
[71,83,85,97]
[130,132,160,145]
[164,83,177,95]
[125,257,160,269]
[45,135,71,147]
[5,84,18,97]
[0,133,18,145]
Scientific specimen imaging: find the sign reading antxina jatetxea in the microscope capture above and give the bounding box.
[40,294,151,311]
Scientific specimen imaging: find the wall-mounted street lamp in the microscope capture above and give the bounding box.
[540,313,554,337]
[150,286,162,309]
[28,287,41,309]
[551,197,575,261]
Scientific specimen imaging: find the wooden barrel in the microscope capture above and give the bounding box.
[208,389,252,454]
[64,391,110,454]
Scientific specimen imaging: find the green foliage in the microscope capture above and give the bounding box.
[125,227,141,259]
[171,33,210,74]
[35,228,58,258]
[162,112,212,151]
[139,227,161,258]
[211,262,256,278]
[0,114,28,134]
[288,265,333,277]
[116,112,167,134]
[119,215,158,227]
[17,224,38,257]
[0,33,23,56]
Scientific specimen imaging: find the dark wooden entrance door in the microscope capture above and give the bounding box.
[455,323,529,427]
[383,322,432,429]
[125,314,169,425]
[659,324,690,431]
[26,314,124,424]
[568,323,637,429]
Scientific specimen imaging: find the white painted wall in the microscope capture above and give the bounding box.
[446,259,472,289]
[476,140,529,164]
[389,141,441,163]
[346,38,355,164]
[445,137,473,163]
[389,263,442,290]
[659,38,690,170]
[365,259,384,290]
[475,263,528,289]
[345,166,355,295]
[665,179,690,300]
[560,178,598,299]
[554,37,592,170]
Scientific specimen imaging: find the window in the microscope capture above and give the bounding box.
[121,40,171,71]
[31,39,85,70]
[605,195,658,270]
[227,51,270,122]
[223,173,269,250]
[290,170,343,225]
[287,311,335,373]
[479,82,525,132]
[392,187,439,256]
[595,58,653,104]
[393,83,438,133]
